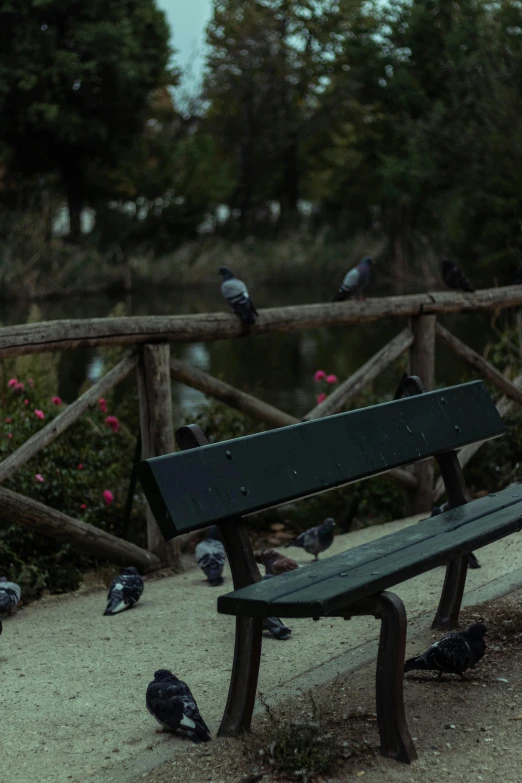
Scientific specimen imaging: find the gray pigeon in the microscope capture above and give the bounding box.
[104,566,144,615]
[430,504,480,569]
[146,669,210,742]
[333,256,373,301]
[218,266,258,325]
[404,622,487,678]
[285,517,336,561]
[0,577,21,613]
[261,574,292,640]
[195,526,225,586]
[441,257,475,292]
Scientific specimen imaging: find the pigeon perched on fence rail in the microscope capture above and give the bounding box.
[103,566,144,615]
[333,256,373,301]
[146,669,211,742]
[285,518,336,561]
[195,526,226,586]
[0,577,21,613]
[255,549,299,576]
[218,266,258,325]
[441,258,475,292]
[404,622,487,678]
[430,503,480,569]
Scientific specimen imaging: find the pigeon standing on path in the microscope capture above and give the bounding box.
[195,526,226,586]
[285,518,336,561]
[430,504,480,569]
[0,577,21,613]
[333,256,373,301]
[146,669,211,742]
[255,549,299,576]
[104,566,144,616]
[441,258,475,292]
[404,623,487,678]
[218,266,258,325]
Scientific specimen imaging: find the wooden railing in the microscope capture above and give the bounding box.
[2,285,522,568]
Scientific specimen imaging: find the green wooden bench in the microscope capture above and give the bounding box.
[137,377,522,764]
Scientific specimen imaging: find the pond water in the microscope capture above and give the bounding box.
[0,277,508,420]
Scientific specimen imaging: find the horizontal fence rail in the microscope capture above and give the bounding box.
[0,286,522,356]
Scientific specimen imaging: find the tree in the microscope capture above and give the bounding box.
[0,0,176,239]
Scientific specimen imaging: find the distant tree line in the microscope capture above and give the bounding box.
[1,0,521,273]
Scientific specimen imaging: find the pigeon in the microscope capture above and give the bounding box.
[0,577,21,613]
[333,256,373,301]
[218,266,258,325]
[260,575,293,640]
[254,549,299,576]
[195,526,226,586]
[441,258,475,292]
[285,517,336,561]
[404,622,487,678]
[430,504,480,569]
[146,669,210,742]
[104,566,144,615]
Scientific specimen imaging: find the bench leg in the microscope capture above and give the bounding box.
[346,591,417,764]
[432,555,468,630]
[218,616,263,737]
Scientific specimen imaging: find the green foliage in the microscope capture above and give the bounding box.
[0,359,143,600]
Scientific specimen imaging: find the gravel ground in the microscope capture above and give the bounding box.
[1,515,522,783]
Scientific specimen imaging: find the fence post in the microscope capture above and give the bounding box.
[408,314,436,514]
[137,343,179,566]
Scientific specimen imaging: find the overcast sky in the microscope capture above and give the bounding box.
[157,0,212,81]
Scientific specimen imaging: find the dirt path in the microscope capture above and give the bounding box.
[1,515,522,783]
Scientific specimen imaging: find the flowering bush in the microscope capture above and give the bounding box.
[313,369,339,404]
[0,368,143,600]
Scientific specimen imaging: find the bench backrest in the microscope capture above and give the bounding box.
[138,380,505,540]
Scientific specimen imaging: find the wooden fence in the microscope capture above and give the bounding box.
[2,285,522,569]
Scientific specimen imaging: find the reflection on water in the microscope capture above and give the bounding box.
[0,278,508,419]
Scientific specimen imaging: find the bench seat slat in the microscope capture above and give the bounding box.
[138,381,504,537]
[217,485,522,618]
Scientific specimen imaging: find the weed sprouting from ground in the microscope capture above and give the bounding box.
[245,692,344,781]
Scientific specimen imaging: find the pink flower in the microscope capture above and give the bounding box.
[23,399,29,405]
[314,370,326,382]
[105,415,120,433]
[80,503,87,510]
[317,392,327,404]
[7,378,17,388]
[77,463,83,470]
[103,489,114,505]
[7,433,12,439]
[98,398,108,413]
[14,382,24,392]
[326,374,338,385]
[28,378,34,387]
[4,417,11,423]
[34,409,45,420]
[35,473,44,483]
[52,396,62,406]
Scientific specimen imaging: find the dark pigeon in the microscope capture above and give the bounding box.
[404,622,487,678]
[285,517,336,561]
[0,577,21,613]
[146,669,210,742]
[333,256,373,302]
[195,526,226,586]
[254,549,299,576]
[104,566,144,616]
[430,504,480,569]
[261,575,292,640]
[218,266,258,325]
[441,258,475,292]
